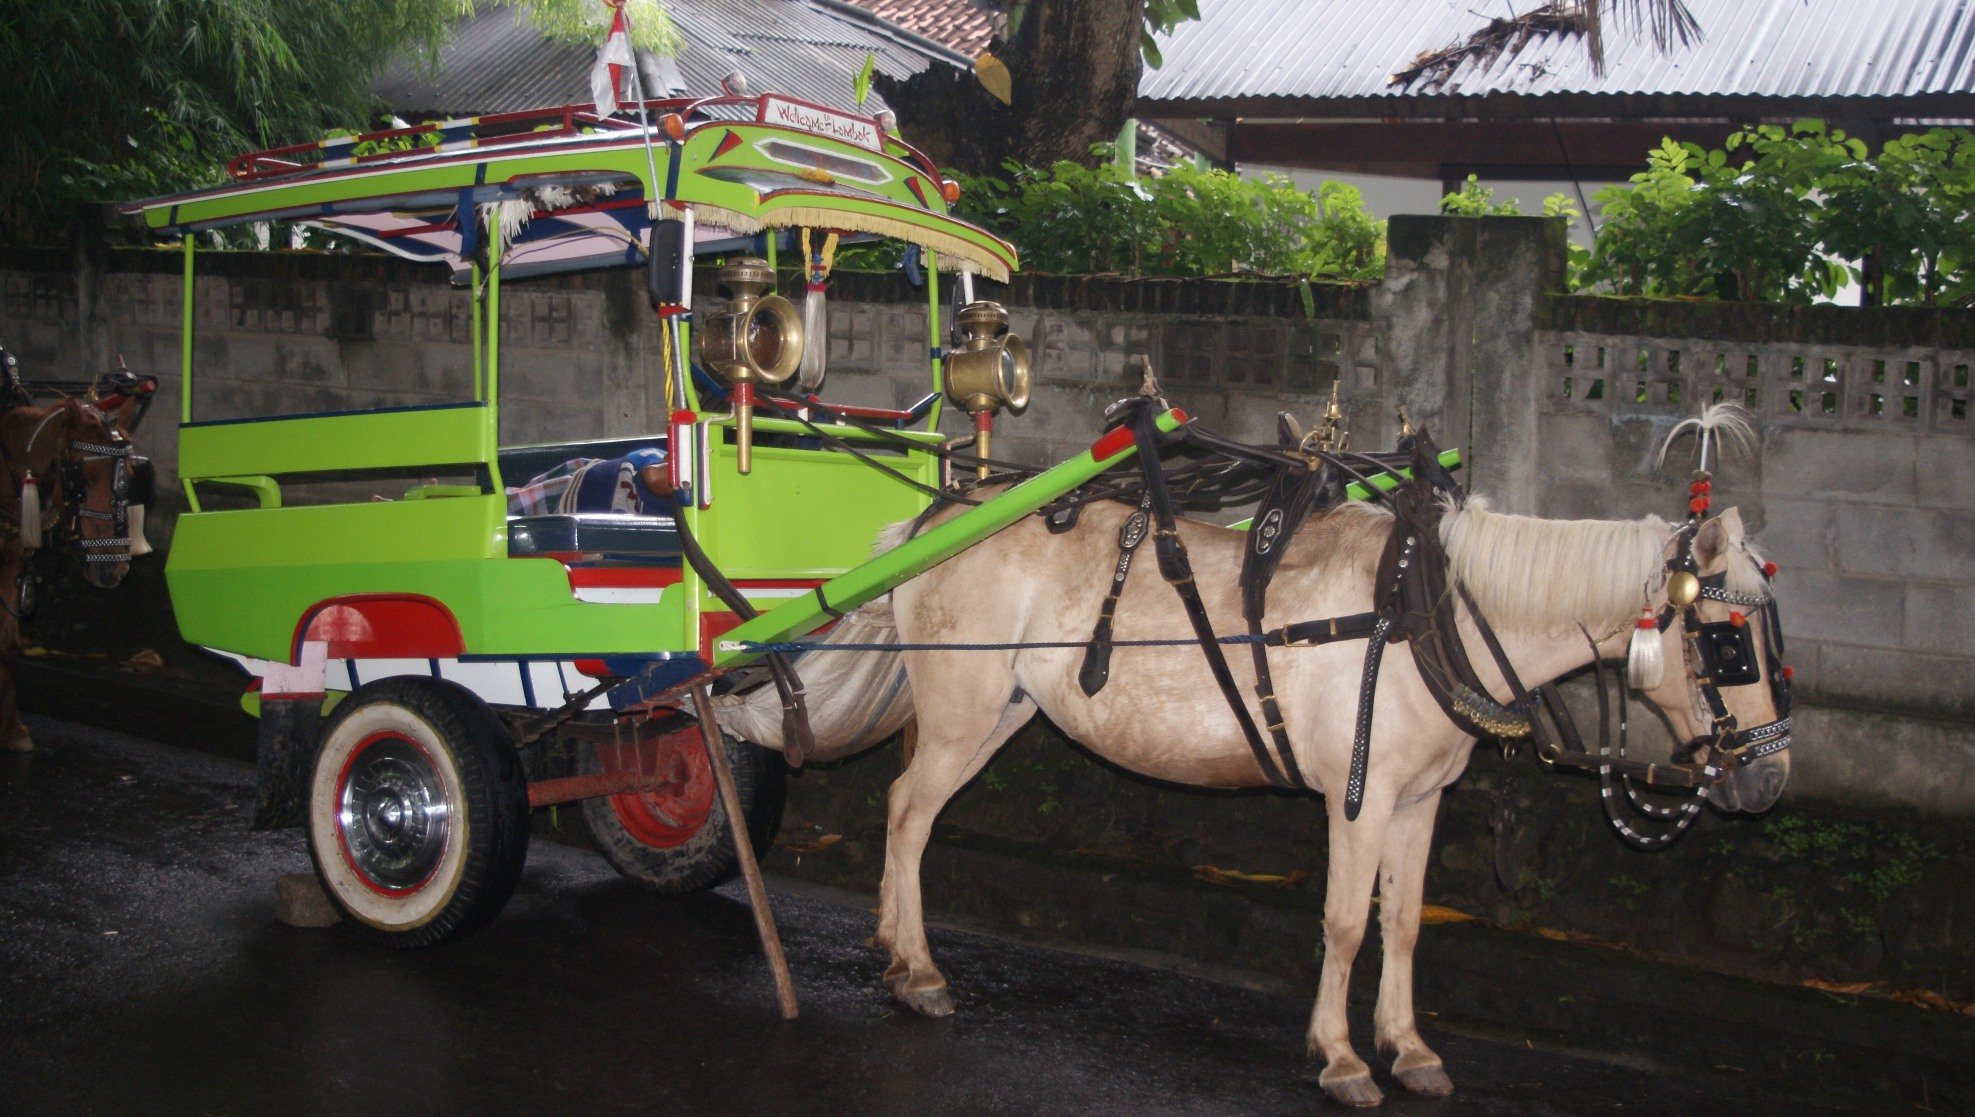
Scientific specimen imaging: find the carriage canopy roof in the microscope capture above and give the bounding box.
[122,96,1017,282]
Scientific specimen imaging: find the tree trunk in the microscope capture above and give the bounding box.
[878,0,1144,175]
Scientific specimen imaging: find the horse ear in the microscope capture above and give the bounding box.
[1694,507,1744,567]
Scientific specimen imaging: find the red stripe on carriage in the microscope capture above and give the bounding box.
[294,594,465,661]
[712,129,744,159]
[565,567,684,590]
[574,658,612,678]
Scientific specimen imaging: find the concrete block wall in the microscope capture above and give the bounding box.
[5,227,1971,813]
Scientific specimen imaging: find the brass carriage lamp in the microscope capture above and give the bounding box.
[943,301,1031,480]
[698,257,803,474]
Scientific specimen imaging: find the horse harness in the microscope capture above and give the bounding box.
[3,406,135,621]
[1080,399,1792,827]
[12,406,137,565]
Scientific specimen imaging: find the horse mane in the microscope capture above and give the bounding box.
[1440,497,1672,634]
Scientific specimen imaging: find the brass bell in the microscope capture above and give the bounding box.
[1666,570,1701,608]
[698,257,803,474]
[943,301,1030,480]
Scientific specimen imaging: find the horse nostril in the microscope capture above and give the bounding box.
[1759,766,1786,802]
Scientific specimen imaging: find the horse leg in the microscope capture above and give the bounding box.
[1308,795,1394,1108]
[875,693,1034,1017]
[1374,789,1453,1097]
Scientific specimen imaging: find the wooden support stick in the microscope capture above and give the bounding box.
[691,684,799,1020]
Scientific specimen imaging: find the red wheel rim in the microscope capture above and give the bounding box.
[598,724,715,848]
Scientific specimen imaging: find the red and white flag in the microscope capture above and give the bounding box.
[590,2,633,115]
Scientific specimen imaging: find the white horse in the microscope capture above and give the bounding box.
[720,491,1790,1108]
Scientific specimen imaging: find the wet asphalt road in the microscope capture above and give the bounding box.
[1,718,1848,1116]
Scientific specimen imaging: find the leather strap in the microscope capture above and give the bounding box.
[1078,494,1150,696]
[1124,400,1296,790]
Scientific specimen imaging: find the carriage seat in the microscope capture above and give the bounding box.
[506,513,681,563]
[500,436,680,564]
[496,435,668,489]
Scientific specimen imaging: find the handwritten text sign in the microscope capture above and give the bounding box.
[758,95,882,152]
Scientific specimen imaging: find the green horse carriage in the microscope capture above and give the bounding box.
[124,87,1186,950]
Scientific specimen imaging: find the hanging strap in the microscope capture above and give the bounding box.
[1077,494,1150,696]
[673,511,818,766]
[1125,400,1298,790]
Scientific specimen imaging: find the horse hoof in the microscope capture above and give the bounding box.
[894,985,955,1017]
[1395,1063,1454,1097]
[1320,1073,1383,1108]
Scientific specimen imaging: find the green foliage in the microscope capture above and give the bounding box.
[1581,120,1975,305]
[1139,0,1201,67]
[852,51,875,108]
[953,149,1384,280]
[1439,175,1523,216]
[514,0,681,54]
[4,0,467,241]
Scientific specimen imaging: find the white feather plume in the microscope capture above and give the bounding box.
[1655,402,1757,471]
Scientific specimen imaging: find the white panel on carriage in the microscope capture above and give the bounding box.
[433,659,532,706]
[570,586,668,604]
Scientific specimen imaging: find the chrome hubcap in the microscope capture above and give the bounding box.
[337,735,450,891]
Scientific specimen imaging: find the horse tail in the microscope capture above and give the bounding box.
[711,522,919,761]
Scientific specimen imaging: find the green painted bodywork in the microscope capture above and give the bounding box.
[140,104,1029,682]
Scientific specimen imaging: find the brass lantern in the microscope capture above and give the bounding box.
[698,257,803,473]
[943,301,1031,480]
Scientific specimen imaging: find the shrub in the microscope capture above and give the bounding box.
[952,149,1384,280]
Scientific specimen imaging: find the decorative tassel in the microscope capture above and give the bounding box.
[797,228,837,393]
[19,471,40,549]
[127,502,153,557]
[1626,609,1663,690]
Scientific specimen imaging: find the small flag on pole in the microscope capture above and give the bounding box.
[591,1,633,115]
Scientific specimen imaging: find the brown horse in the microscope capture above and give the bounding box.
[721,489,1790,1108]
[0,396,138,751]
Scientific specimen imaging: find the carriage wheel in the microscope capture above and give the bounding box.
[305,678,528,948]
[578,715,785,893]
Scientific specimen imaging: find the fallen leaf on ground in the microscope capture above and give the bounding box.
[1803,978,1877,996]
[1419,905,1475,925]
[126,649,165,674]
[780,832,842,854]
[1191,864,1307,888]
[1888,988,1974,1013]
[20,646,49,657]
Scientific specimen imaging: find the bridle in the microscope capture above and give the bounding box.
[1561,505,1793,850]
[17,404,135,565]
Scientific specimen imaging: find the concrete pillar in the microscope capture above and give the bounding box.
[1376,214,1565,512]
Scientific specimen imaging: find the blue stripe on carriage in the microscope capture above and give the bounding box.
[428,658,441,677]
[181,400,485,428]
[348,661,362,688]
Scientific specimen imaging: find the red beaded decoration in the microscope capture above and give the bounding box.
[1688,496,1709,515]
[1636,616,1658,630]
[1762,561,1778,578]
[1729,611,1746,628]
[1782,666,1795,681]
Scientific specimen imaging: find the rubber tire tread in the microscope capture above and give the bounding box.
[308,678,529,948]
[579,729,785,893]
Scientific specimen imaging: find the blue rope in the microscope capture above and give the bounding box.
[730,634,1272,655]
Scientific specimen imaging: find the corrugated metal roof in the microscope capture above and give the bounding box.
[373,0,965,118]
[1139,0,1975,110]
